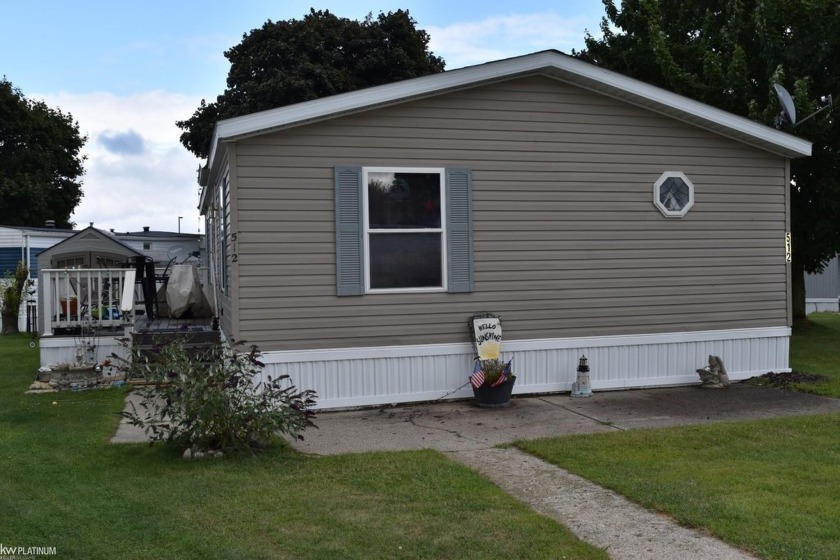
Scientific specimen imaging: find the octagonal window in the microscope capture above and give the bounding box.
[654,172,694,218]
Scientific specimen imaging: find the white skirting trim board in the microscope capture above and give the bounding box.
[258,327,791,410]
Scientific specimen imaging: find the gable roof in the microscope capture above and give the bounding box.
[38,226,142,263]
[202,49,811,187]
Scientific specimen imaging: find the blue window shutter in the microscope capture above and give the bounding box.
[446,168,473,293]
[29,248,44,276]
[0,248,19,277]
[335,166,364,296]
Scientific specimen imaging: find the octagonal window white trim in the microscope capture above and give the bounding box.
[653,171,694,218]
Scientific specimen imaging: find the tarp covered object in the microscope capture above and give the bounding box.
[166,264,213,318]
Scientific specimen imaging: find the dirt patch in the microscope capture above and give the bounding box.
[748,370,829,389]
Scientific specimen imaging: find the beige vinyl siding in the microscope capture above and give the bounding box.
[230,75,789,351]
[207,159,236,337]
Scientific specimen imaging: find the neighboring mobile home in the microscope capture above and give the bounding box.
[0,224,203,333]
[34,226,213,371]
[198,50,811,409]
[805,256,840,313]
[0,225,75,332]
[0,225,74,277]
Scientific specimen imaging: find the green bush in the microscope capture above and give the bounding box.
[1,261,31,334]
[121,339,317,453]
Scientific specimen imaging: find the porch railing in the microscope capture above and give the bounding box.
[40,268,137,336]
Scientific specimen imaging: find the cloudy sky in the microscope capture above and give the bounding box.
[1,0,606,234]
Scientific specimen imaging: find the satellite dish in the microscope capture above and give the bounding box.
[774,83,797,127]
[773,83,833,129]
[167,245,189,262]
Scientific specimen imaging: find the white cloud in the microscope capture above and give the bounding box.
[24,10,602,235]
[428,13,593,69]
[32,90,205,234]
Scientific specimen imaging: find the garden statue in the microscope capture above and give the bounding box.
[697,355,730,388]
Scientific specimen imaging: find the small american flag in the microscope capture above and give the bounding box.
[490,358,513,387]
[470,359,485,389]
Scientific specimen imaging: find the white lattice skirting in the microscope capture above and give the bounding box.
[257,327,791,410]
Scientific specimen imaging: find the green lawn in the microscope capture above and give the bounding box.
[9,313,840,559]
[0,334,605,560]
[787,312,840,397]
[517,313,840,560]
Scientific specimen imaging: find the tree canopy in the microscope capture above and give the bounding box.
[177,9,445,160]
[579,0,840,316]
[0,78,86,228]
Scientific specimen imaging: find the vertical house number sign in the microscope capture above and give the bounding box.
[785,232,791,263]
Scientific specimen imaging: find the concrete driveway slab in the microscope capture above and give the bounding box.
[289,384,840,455]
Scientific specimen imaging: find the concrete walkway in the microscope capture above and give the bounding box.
[113,384,840,559]
[454,447,756,559]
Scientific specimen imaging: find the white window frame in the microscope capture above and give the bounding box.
[362,167,447,294]
[653,171,695,218]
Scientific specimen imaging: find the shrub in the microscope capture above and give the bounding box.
[1,261,32,335]
[121,339,317,453]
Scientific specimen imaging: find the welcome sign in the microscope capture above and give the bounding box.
[470,314,502,360]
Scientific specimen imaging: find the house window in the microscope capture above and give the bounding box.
[335,166,473,296]
[364,168,446,292]
[654,172,694,217]
[94,256,123,268]
[143,242,151,250]
[55,256,85,269]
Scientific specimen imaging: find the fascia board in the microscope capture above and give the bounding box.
[213,53,555,140]
[205,50,811,169]
[543,58,811,158]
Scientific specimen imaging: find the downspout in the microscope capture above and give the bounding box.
[23,232,30,277]
[23,232,31,334]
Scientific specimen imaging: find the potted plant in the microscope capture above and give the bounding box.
[470,358,515,408]
[90,305,120,320]
[60,295,78,317]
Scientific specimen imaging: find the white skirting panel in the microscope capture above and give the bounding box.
[39,335,129,369]
[806,298,839,314]
[258,327,791,410]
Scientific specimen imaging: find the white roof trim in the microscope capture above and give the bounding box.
[206,50,811,173]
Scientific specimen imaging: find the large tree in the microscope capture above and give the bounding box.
[0,79,86,228]
[177,9,445,160]
[579,0,840,318]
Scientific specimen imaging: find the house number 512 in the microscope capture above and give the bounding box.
[785,232,791,263]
